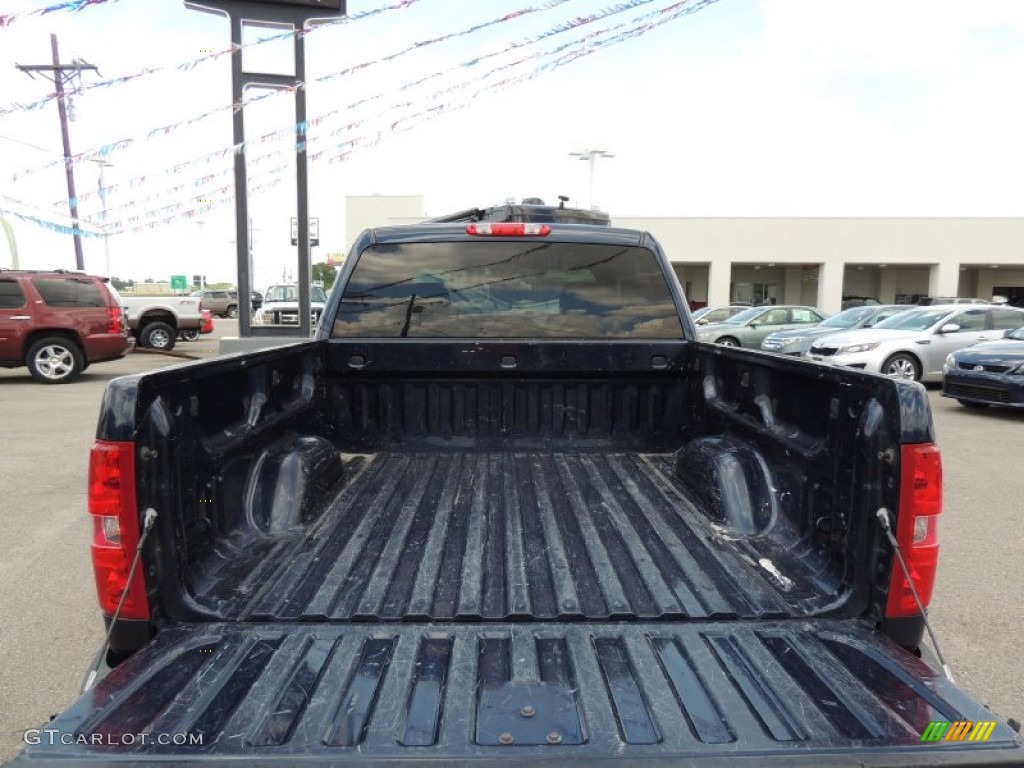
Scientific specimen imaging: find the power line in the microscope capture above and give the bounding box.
[0,133,59,156]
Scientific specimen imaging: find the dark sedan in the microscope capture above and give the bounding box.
[942,326,1024,408]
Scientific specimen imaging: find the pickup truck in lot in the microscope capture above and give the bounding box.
[251,283,328,329]
[120,295,203,351]
[10,222,1020,766]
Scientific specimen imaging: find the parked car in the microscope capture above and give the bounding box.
[808,304,1024,381]
[251,290,263,312]
[695,304,828,347]
[917,296,990,305]
[841,295,880,310]
[691,305,749,325]
[942,324,1024,408]
[0,269,130,383]
[179,309,213,341]
[190,288,239,318]
[761,304,909,356]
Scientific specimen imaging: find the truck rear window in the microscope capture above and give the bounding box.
[333,241,683,339]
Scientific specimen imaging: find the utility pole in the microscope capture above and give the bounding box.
[16,35,98,271]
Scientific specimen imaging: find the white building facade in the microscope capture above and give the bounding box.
[345,197,1024,314]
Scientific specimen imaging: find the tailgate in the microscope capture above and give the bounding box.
[11,621,1020,768]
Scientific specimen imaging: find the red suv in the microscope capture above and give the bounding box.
[0,270,131,383]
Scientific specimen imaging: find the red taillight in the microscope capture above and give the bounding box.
[466,223,551,237]
[107,306,122,334]
[885,443,942,618]
[88,441,149,620]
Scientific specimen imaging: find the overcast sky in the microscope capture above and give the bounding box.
[2,0,1024,287]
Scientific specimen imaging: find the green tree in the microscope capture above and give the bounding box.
[312,262,338,291]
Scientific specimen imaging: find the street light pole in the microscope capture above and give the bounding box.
[569,148,615,210]
[91,158,112,277]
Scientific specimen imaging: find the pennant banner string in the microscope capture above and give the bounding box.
[0,0,116,31]
[70,0,667,218]
[0,196,104,238]
[74,0,716,229]
[89,0,717,232]
[42,0,664,210]
[0,0,422,117]
[68,143,294,217]
[10,0,574,181]
[54,0,607,209]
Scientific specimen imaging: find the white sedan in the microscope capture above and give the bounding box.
[807,304,1024,381]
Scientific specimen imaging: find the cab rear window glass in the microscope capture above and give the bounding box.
[0,280,25,308]
[333,241,683,339]
[32,278,105,307]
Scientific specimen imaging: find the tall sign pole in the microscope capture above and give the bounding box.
[185,0,345,339]
[16,37,98,271]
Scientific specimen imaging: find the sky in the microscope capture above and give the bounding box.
[2,0,1024,288]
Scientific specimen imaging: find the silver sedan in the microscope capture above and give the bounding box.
[696,305,828,348]
[807,304,1024,381]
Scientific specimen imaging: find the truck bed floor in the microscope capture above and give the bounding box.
[197,452,827,621]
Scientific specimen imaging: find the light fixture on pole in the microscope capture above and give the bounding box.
[89,157,113,277]
[568,148,614,210]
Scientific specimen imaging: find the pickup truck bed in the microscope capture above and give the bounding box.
[135,340,874,631]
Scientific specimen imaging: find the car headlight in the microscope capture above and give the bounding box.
[1013,362,1024,375]
[838,342,881,354]
[944,353,956,369]
[779,336,802,346]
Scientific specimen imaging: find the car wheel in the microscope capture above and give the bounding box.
[26,336,84,384]
[957,399,989,409]
[717,337,740,347]
[140,321,176,351]
[882,353,920,381]
[226,305,239,319]
[180,328,200,342]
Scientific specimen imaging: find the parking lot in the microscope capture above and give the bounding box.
[0,325,1021,760]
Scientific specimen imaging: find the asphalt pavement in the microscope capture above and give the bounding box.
[0,329,1021,760]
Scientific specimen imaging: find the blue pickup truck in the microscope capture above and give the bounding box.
[9,221,1020,767]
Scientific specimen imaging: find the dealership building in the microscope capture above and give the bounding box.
[345,195,1024,314]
